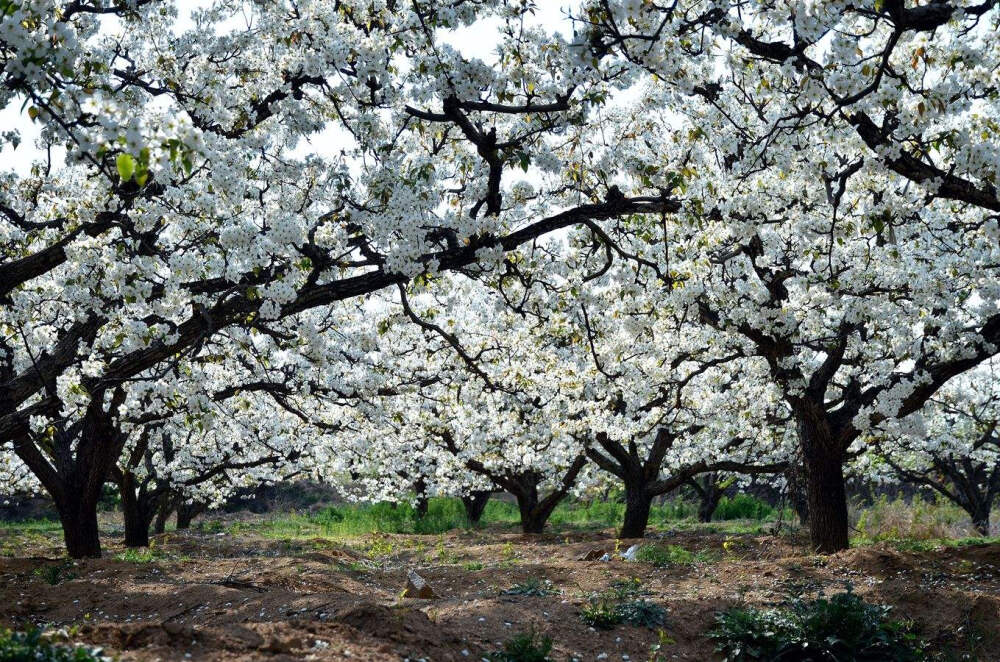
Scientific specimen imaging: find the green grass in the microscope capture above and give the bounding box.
[634,543,715,567]
[0,518,62,533]
[225,494,790,542]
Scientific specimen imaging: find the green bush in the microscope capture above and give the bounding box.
[486,630,553,662]
[0,629,109,662]
[713,494,776,521]
[634,543,709,567]
[709,588,924,661]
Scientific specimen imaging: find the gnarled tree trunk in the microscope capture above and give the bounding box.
[800,419,849,553]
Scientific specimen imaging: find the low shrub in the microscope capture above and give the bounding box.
[486,630,553,662]
[580,578,667,630]
[502,577,556,597]
[709,587,924,661]
[0,629,110,661]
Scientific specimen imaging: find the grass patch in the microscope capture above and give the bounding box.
[0,518,62,533]
[634,543,714,567]
[709,587,924,661]
[854,494,978,543]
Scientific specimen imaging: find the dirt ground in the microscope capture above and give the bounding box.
[2,520,999,661]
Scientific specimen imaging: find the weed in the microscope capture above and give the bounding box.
[502,577,556,597]
[709,586,925,661]
[33,560,76,585]
[486,629,553,662]
[580,579,666,630]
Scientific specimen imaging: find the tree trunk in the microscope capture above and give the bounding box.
[175,501,203,530]
[801,425,849,553]
[413,478,429,518]
[461,490,492,524]
[619,483,654,538]
[697,485,723,523]
[55,494,102,559]
[968,503,991,537]
[152,494,172,535]
[120,486,152,548]
[515,488,547,533]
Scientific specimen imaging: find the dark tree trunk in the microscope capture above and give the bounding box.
[152,493,172,535]
[514,487,547,534]
[55,494,102,558]
[968,503,991,537]
[697,484,724,523]
[412,478,429,518]
[175,501,204,530]
[461,490,492,524]
[120,487,152,548]
[620,483,654,538]
[801,421,849,553]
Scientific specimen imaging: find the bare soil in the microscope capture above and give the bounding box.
[2,521,999,661]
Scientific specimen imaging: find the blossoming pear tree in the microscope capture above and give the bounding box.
[866,360,1000,536]
[1,0,677,557]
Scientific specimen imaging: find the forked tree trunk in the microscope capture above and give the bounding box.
[461,490,492,524]
[800,421,849,553]
[620,483,654,538]
[175,501,205,530]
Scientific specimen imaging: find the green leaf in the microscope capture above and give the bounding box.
[116,153,136,181]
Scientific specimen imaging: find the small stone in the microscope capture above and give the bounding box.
[401,570,436,599]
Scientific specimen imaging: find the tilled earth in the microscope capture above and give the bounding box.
[1,522,999,661]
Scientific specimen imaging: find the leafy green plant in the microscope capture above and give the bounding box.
[486,630,554,662]
[0,629,110,661]
[114,544,158,563]
[580,579,666,630]
[33,561,76,585]
[462,560,485,571]
[709,587,925,661]
[502,577,556,597]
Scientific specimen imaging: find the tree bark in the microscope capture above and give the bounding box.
[55,494,102,558]
[968,503,991,537]
[801,422,850,553]
[697,484,723,523]
[620,483,654,538]
[461,490,492,524]
[175,501,205,529]
[514,486,547,534]
[119,484,152,548]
